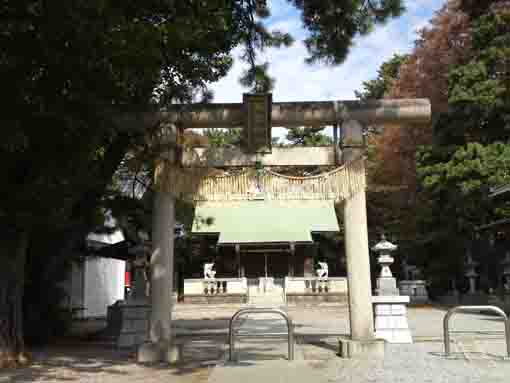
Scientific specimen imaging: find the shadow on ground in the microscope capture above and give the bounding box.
[0,324,228,383]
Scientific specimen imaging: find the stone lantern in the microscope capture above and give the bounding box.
[501,251,510,293]
[372,234,399,296]
[464,249,479,295]
[371,234,413,343]
[112,236,151,349]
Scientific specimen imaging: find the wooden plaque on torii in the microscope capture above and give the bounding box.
[243,93,272,154]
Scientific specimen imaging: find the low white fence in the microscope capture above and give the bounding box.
[184,278,248,296]
[284,277,348,294]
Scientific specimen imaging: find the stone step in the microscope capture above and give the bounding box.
[249,298,284,302]
[248,296,285,305]
[248,287,284,294]
[250,293,283,299]
[247,284,285,305]
[249,293,284,298]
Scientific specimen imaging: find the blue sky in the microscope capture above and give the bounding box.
[210,0,447,103]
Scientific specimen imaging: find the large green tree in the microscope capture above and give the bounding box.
[445,8,510,143]
[0,0,238,366]
[413,3,510,290]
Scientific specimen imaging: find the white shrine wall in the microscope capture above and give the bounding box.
[62,257,125,318]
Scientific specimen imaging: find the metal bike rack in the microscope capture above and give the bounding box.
[228,307,294,361]
[443,305,510,358]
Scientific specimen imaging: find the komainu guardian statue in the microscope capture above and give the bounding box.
[203,262,216,279]
[316,262,328,279]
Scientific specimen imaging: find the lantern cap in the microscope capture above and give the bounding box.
[372,233,398,253]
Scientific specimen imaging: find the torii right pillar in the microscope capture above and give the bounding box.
[339,119,383,358]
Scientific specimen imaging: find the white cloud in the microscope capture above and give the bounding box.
[210,0,447,104]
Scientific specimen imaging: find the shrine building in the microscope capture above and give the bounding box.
[185,198,348,304]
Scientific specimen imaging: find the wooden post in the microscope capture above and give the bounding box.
[333,124,339,165]
[289,242,295,277]
[235,244,241,278]
[264,254,268,278]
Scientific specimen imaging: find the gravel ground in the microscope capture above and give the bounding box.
[2,304,509,383]
[211,341,510,383]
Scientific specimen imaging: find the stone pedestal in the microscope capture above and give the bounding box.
[399,280,429,304]
[338,337,385,359]
[376,274,400,296]
[115,300,151,348]
[460,291,487,305]
[501,251,510,292]
[487,292,505,310]
[439,291,460,305]
[138,340,183,364]
[107,262,152,349]
[503,293,510,312]
[372,295,412,343]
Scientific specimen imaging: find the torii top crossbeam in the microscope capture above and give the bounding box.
[150,96,431,170]
[159,98,431,128]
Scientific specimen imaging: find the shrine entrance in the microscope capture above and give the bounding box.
[266,254,289,279]
[241,249,291,285]
[243,252,288,279]
[137,95,431,363]
[192,198,339,282]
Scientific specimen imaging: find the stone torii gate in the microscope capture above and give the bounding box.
[137,96,431,362]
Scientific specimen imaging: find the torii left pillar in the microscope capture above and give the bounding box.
[138,172,180,363]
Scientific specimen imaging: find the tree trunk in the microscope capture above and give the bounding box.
[0,230,30,368]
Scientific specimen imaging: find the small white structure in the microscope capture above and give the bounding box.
[64,256,125,318]
[62,224,126,319]
[316,262,329,279]
[203,262,216,279]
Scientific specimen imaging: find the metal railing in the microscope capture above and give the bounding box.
[228,307,294,361]
[443,305,510,358]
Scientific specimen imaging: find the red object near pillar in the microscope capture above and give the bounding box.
[125,271,131,287]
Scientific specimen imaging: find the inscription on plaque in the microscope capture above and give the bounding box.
[243,93,272,153]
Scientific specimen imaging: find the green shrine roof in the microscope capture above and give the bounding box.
[191,199,339,244]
